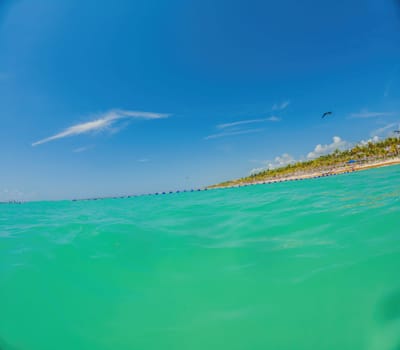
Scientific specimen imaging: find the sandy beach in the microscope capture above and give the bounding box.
[210,157,400,189]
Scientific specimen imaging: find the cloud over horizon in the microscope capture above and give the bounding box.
[32,109,170,146]
[267,153,295,170]
[250,153,296,174]
[307,136,350,159]
[359,135,380,145]
[248,125,398,176]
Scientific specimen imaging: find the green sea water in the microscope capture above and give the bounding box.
[1,165,400,350]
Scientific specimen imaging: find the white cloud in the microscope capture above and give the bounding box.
[250,153,295,174]
[272,100,290,111]
[32,109,170,146]
[307,136,350,160]
[359,136,380,145]
[250,167,266,175]
[217,116,280,129]
[350,110,395,118]
[249,128,396,177]
[205,128,263,140]
[267,153,296,169]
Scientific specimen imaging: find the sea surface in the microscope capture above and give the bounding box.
[1,165,400,350]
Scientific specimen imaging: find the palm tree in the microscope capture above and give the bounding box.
[210,136,400,188]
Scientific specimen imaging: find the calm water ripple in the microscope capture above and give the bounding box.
[1,165,400,349]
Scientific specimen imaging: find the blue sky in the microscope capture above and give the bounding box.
[1,0,400,201]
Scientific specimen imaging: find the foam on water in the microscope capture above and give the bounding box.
[1,165,400,349]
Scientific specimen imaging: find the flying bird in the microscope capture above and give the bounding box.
[321,111,332,119]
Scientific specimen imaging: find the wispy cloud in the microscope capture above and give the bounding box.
[384,80,393,98]
[205,128,263,140]
[73,145,94,153]
[384,65,399,98]
[272,100,290,111]
[307,136,350,159]
[217,116,280,129]
[371,122,399,137]
[32,109,170,146]
[137,158,150,162]
[350,110,395,119]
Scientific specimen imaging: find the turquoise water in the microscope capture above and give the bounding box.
[1,165,400,350]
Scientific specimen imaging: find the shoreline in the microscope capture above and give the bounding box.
[3,158,400,204]
[209,157,400,190]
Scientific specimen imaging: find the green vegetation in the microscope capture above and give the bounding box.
[210,137,400,188]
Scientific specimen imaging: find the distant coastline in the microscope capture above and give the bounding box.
[209,137,400,189]
[2,138,399,203]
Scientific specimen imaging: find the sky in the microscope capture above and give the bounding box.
[1,0,400,201]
